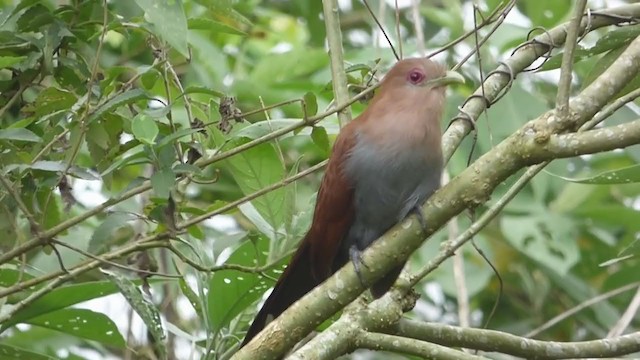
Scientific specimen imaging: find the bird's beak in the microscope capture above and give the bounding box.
[425,70,465,88]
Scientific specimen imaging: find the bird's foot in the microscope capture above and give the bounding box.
[349,245,369,286]
[412,206,428,233]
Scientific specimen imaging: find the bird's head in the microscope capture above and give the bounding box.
[380,57,464,94]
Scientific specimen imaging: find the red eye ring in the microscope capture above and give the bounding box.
[408,69,425,84]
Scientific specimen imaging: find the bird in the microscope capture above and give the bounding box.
[241,57,464,347]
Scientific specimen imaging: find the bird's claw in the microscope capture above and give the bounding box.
[412,206,428,233]
[349,245,369,286]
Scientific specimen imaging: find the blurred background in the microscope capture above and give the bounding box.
[0,0,639,359]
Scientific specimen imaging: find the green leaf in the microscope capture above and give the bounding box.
[132,113,159,145]
[541,267,621,330]
[0,128,42,142]
[141,68,161,90]
[182,85,225,98]
[0,344,56,360]
[224,142,286,232]
[89,213,137,253]
[251,48,328,84]
[550,164,640,184]
[0,55,26,69]
[155,128,201,149]
[188,17,246,36]
[99,146,148,177]
[0,268,35,288]
[582,46,628,90]
[232,119,299,140]
[37,188,61,230]
[501,214,580,275]
[420,5,464,38]
[4,160,99,180]
[192,0,251,28]
[28,87,76,119]
[179,277,203,318]
[88,88,147,123]
[303,91,317,117]
[86,120,112,150]
[134,0,188,57]
[208,237,288,333]
[310,126,329,154]
[102,269,167,359]
[28,308,125,348]
[151,168,175,199]
[1,281,124,328]
[517,0,571,28]
[172,163,201,175]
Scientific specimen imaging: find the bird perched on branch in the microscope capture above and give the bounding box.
[241,57,464,347]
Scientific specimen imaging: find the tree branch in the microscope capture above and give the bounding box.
[393,320,640,359]
[357,332,486,360]
[442,3,640,162]
[556,0,587,117]
[323,0,353,126]
[526,119,640,161]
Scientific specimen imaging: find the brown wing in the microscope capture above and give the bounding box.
[307,125,357,281]
[241,124,358,347]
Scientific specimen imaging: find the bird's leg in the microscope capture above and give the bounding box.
[411,205,429,233]
[349,245,369,286]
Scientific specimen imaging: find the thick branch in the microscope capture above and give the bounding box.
[394,320,640,360]
[525,120,640,161]
[358,332,486,360]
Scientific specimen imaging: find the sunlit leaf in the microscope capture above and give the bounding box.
[28,308,125,348]
[132,113,159,145]
[102,269,167,359]
[0,344,55,360]
[0,128,41,142]
[550,164,640,184]
[134,0,188,57]
[208,236,288,333]
[188,17,246,36]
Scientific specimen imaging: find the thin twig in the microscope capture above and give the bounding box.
[607,285,640,338]
[51,239,180,278]
[361,0,400,60]
[452,0,516,71]
[556,0,588,119]
[410,0,425,56]
[395,0,402,59]
[323,0,352,127]
[429,0,515,59]
[526,282,640,338]
[0,173,42,236]
[168,244,295,275]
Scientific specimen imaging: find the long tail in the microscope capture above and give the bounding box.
[241,241,319,347]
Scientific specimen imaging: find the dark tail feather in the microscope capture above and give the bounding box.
[370,263,404,298]
[241,242,318,347]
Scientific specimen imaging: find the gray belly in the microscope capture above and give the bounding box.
[343,137,442,251]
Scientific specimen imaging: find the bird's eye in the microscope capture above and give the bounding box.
[407,69,425,84]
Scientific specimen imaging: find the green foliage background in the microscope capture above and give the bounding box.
[0,0,638,359]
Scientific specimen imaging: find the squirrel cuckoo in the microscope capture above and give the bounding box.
[241,57,463,347]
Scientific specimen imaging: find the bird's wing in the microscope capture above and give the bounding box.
[241,126,357,347]
[306,126,357,281]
